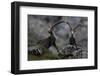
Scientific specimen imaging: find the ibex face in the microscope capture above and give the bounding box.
[48,30,53,35]
[48,25,53,35]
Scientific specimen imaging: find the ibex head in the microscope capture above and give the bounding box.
[48,25,54,35]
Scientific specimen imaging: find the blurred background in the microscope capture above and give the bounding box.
[28,14,88,60]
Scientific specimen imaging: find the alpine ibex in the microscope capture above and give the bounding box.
[31,21,81,56]
[37,22,60,55]
[50,21,78,49]
[37,21,79,54]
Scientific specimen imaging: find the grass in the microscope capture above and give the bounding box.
[28,44,81,61]
[28,45,59,61]
[28,53,59,61]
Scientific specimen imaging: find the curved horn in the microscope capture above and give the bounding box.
[49,21,74,34]
[72,18,87,33]
[73,24,80,33]
[49,21,65,31]
[65,22,73,32]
